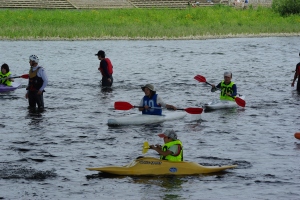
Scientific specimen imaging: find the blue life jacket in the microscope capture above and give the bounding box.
[142,94,162,115]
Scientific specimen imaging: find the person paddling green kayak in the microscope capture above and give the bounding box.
[139,84,176,115]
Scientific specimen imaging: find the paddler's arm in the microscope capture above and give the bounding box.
[211,83,221,92]
[150,144,173,156]
[37,68,48,95]
[138,98,149,111]
[226,84,237,97]
[157,96,177,110]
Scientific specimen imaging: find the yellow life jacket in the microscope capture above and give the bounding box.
[0,71,12,86]
[160,140,183,162]
[220,81,235,101]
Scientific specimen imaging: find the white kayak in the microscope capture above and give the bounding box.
[108,112,187,126]
[0,82,21,93]
[204,95,245,110]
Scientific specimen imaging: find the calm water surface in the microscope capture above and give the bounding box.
[0,37,300,200]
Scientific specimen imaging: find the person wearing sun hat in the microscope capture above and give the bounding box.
[211,71,237,101]
[291,52,300,92]
[138,84,177,115]
[149,129,183,162]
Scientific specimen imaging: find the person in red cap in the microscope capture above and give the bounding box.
[150,129,183,162]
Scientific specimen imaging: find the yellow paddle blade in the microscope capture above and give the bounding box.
[143,141,150,149]
[142,141,150,154]
[142,148,148,154]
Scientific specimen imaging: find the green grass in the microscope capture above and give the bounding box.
[0,6,299,39]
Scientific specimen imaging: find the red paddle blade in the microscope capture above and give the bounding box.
[184,107,203,114]
[114,101,134,110]
[235,97,246,107]
[21,74,29,79]
[194,75,206,83]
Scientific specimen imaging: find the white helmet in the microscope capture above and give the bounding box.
[29,55,39,63]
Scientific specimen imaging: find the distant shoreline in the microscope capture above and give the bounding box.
[0,33,299,41]
[1,8,300,40]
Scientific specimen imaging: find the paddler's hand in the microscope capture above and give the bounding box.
[150,144,161,150]
[166,104,176,110]
[37,90,43,95]
[144,105,150,110]
[211,85,217,92]
[108,78,111,83]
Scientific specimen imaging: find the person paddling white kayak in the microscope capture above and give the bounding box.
[139,84,176,115]
[211,71,237,101]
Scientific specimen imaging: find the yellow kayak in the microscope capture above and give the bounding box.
[86,157,237,176]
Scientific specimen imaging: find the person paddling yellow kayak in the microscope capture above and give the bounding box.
[150,129,183,162]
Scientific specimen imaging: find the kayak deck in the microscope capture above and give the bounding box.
[204,95,245,110]
[86,157,237,176]
[107,112,187,126]
[0,82,21,93]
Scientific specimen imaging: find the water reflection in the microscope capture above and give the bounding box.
[101,87,113,93]
[26,108,45,127]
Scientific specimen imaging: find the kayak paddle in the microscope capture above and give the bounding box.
[142,141,151,154]
[194,74,246,107]
[114,101,203,114]
[0,74,29,81]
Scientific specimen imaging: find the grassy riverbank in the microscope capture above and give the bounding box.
[0,6,300,40]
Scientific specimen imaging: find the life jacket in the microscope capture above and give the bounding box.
[27,67,44,92]
[160,140,183,162]
[0,71,12,86]
[142,94,162,115]
[99,58,113,76]
[220,81,235,101]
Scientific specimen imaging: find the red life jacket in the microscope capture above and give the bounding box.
[98,58,113,76]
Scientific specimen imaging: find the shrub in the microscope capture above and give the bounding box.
[272,0,300,15]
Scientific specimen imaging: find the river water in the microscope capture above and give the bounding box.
[0,37,299,200]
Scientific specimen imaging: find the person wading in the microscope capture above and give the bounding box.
[25,55,48,110]
[95,50,113,87]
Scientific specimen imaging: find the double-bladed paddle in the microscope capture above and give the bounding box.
[0,74,29,81]
[194,74,246,107]
[114,101,203,114]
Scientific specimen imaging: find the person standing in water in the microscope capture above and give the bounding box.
[291,52,300,92]
[25,55,48,110]
[95,50,113,87]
